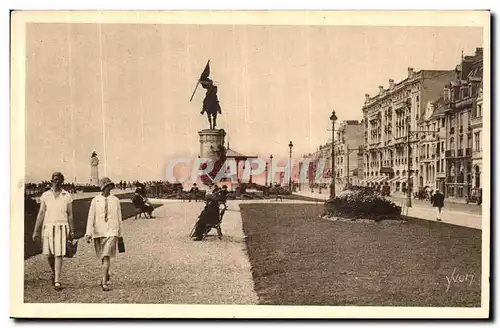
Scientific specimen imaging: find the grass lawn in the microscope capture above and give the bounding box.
[240,203,481,307]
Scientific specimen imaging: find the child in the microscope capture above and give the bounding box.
[85,177,123,291]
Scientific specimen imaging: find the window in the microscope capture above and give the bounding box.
[441,142,445,153]
[443,88,451,101]
[478,104,482,118]
[437,161,440,172]
[441,159,444,172]
[459,135,463,149]
[475,132,481,151]
[450,137,455,150]
[442,118,445,127]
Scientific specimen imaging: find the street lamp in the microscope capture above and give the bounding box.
[330,110,338,198]
[269,154,273,186]
[265,162,268,186]
[288,141,293,192]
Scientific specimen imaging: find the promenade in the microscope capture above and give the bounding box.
[293,190,484,230]
[24,199,258,304]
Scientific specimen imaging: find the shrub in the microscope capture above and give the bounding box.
[324,188,402,221]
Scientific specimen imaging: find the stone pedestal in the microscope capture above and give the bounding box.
[198,129,226,161]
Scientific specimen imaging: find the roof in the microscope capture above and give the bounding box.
[429,104,446,119]
[225,147,257,159]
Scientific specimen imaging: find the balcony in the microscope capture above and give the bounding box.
[436,171,446,178]
[465,148,472,156]
[445,150,456,158]
[472,149,482,160]
[446,176,454,183]
[470,116,482,127]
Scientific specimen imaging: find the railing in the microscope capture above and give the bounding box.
[445,150,455,158]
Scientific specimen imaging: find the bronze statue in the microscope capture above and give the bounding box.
[190,60,222,130]
[200,78,221,130]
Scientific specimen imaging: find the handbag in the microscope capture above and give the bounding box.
[65,239,79,258]
[117,237,126,253]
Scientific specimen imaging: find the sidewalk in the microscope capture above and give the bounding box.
[24,200,258,304]
[293,190,483,230]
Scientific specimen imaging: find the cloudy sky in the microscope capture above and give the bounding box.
[25,23,482,182]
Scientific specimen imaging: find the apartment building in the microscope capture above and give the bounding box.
[361,67,456,195]
[443,48,483,200]
[334,120,364,186]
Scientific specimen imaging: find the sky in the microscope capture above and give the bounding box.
[24,23,483,183]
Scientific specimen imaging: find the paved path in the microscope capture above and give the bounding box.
[293,190,484,230]
[24,199,258,304]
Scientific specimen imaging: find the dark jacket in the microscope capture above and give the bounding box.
[431,192,445,207]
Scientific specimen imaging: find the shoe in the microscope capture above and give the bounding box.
[54,282,63,291]
[437,218,442,221]
[101,279,111,291]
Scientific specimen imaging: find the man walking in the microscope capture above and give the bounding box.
[430,189,445,221]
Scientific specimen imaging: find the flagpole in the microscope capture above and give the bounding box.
[189,59,210,102]
[189,80,200,102]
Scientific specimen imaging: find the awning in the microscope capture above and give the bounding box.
[398,176,409,183]
[366,176,377,183]
[387,176,399,183]
[377,176,389,184]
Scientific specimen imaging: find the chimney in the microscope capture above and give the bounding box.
[365,93,370,102]
[408,67,414,78]
[378,85,384,94]
[476,47,483,56]
[389,79,394,89]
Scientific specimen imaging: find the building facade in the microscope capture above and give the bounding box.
[334,120,364,186]
[443,48,483,200]
[471,86,483,189]
[417,98,445,192]
[361,67,456,195]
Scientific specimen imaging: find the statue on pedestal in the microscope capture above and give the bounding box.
[90,151,99,186]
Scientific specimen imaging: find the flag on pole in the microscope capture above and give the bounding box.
[200,60,210,81]
[189,59,210,102]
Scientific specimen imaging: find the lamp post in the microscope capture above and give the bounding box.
[269,154,273,186]
[330,110,338,198]
[265,162,268,186]
[288,141,293,192]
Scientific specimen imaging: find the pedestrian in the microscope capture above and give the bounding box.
[85,177,123,291]
[189,183,200,202]
[31,172,75,291]
[430,189,445,221]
